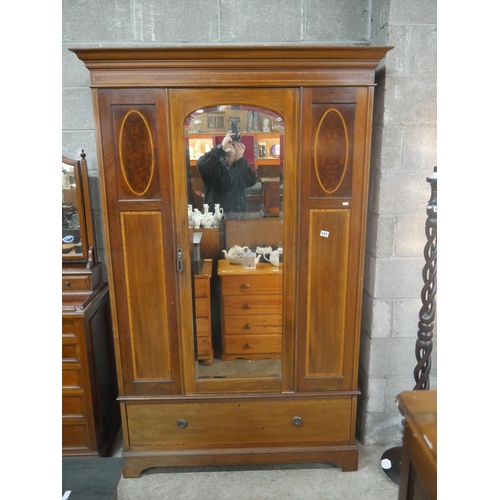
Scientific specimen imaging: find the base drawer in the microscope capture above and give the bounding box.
[126,397,353,450]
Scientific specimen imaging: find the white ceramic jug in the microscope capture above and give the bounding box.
[213,204,224,228]
[192,209,201,229]
[202,211,213,228]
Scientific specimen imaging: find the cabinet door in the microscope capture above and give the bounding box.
[297,87,374,392]
[96,89,182,396]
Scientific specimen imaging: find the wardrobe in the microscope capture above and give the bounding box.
[72,46,391,477]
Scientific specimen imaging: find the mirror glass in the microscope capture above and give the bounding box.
[62,161,83,257]
[185,105,284,380]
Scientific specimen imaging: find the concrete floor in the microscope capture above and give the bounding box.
[110,431,399,500]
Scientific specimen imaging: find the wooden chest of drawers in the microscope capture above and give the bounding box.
[194,259,213,365]
[218,259,282,360]
[62,285,120,456]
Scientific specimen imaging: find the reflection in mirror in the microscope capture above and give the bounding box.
[185,105,284,380]
[62,162,82,256]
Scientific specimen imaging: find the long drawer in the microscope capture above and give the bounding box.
[126,397,353,450]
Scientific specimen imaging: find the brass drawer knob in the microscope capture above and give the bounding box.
[177,419,188,429]
[245,303,252,309]
[242,283,250,289]
[245,323,252,329]
[65,282,71,287]
[244,343,252,349]
[292,416,303,426]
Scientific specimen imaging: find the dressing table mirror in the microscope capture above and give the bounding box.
[72,45,392,476]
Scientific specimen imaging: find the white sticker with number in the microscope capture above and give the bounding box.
[320,230,329,238]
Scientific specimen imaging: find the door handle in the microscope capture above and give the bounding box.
[176,248,184,272]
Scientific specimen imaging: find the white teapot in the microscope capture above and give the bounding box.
[263,248,281,267]
[255,245,273,256]
[222,245,250,264]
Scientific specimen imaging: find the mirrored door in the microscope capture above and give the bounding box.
[170,89,299,394]
[187,105,284,380]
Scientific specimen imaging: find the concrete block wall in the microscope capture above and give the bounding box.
[62,0,437,447]
[357,0,437,446]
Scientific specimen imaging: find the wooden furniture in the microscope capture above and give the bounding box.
[225,215,283,248]
[397,391,437,500]
[194,259,214,365]
[62,153,119,456]
[218,260,282,360]
[72,45,391,477]
[189,227,225,260]
[260,177,281,216]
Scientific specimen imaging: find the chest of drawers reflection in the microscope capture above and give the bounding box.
[194,259,214,365]
[218,260,282,360]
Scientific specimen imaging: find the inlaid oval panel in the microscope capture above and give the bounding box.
[313,109,348,194]
[119,110,155,196]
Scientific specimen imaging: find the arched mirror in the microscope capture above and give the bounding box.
[185,105,285,380]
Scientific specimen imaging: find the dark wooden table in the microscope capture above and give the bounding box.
[397,390,437,500]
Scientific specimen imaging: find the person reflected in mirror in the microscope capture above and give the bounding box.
[197,131,257,213]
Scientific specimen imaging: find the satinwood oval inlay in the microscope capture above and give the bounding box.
[313,108,348,194]
[119,110,155,196]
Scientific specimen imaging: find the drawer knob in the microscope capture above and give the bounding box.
[245,323,252,329]
[177,419,188,429]
[244,343,252,349]
[242,283,251,289]
[245,303,252,309]
[65,282,71,287]
[292,416,303,426]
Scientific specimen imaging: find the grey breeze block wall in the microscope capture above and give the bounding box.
[62,0,437,447]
